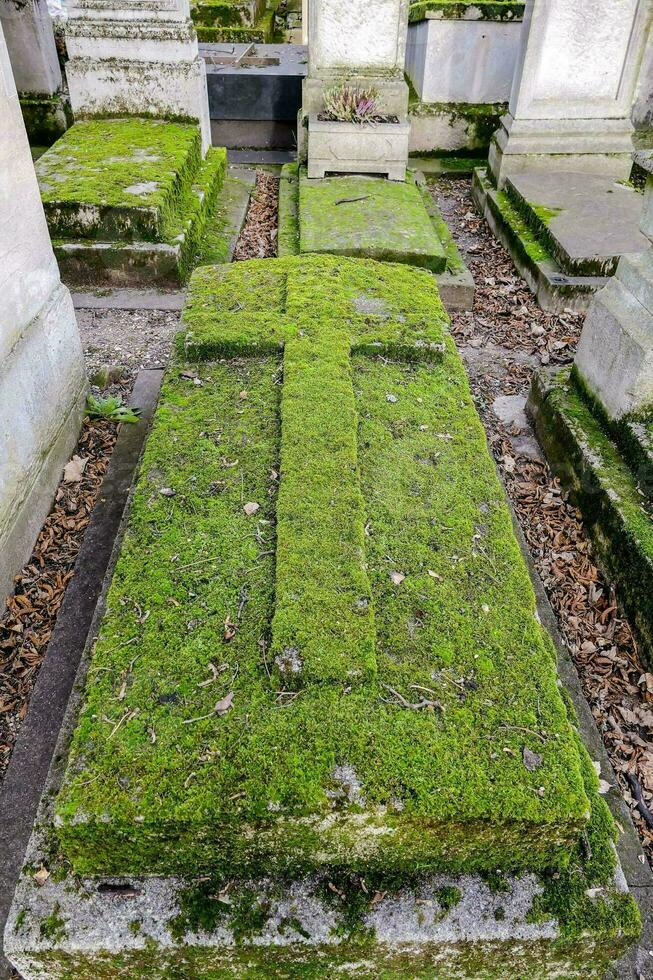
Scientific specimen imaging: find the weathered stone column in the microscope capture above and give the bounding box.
[0,0,70,143]
[302,0,411,178]
[0,23,86,603]
[574,151,653,419]
[64,0,211,154]
[489,0,652,186]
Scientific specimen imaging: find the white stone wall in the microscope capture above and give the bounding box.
[0,23,85,604]
[0,0,61,96]
[406,16,521,105]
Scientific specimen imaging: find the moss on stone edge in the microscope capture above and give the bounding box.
[528,367,653,669]
[278,163,300,257]
[55,256,590,878]
[36,118,205,243]
[409,0,524,22]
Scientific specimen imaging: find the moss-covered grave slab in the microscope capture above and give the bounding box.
[36,118,227,286]
[5,255,641,978]
[504,172,647,278]
[281,166,474,309]
[298,171,447,272]
[46,254,595,883]
[527,367,653,669]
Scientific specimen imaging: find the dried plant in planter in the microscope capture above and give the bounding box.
[321,83,396,124]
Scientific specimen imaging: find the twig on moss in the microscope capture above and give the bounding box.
[626,773,653,830]
[381,684,442,711]
[335,196,370,206]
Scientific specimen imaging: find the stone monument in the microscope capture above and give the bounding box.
[0,0,71,144]
[489,0,652,186]
[574,150,653,419]
[302,0,411,179]
[0,23,85,603]
[64,0,211,154]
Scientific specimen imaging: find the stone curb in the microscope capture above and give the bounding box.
[0,369,163,979]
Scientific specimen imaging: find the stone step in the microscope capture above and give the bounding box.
[53,256,590,881]
[37,118,207,244]
[504,171,647,277]
[47,138,228,286]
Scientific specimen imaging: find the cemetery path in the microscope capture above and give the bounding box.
[430,176,653,867]
[233,170,280,261]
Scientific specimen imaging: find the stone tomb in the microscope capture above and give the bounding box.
[35,118,227,287]
[6,256,639,977]
[528,151,653,669]
[278,165,474,310]
[472,168,648,313]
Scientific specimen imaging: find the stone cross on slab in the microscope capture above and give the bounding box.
[181,256,446,689]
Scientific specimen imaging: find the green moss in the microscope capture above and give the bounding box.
[192,0,277,42]
[298,171,447,272]
[409,0,524,22]
[37,118,204,242]
[531,795,640,941]
[278,163,300,257]
[435,885,462,914]
[529,367,653,668]
[38,119,227,285]
[40,905,66,943]
[53,256,591,880]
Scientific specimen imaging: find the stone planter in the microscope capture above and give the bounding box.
[307,113,410,180]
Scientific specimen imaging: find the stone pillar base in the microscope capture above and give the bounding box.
[65,5,211,154]
[19,91,72,146]
[0,283,86,603]
[488,112,635,187]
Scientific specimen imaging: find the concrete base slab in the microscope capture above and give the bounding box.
[504,172,648,277]
[3,855,635,979]
[472,167,608,314]
[299,171,447,271]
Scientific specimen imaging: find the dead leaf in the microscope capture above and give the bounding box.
[523,746,543,771]
[215,691,234,715]
[244,502,260,516]
[33,867,50,887]
[390,571,405,585]
[224,616,236,641]
[63,455,87,483]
